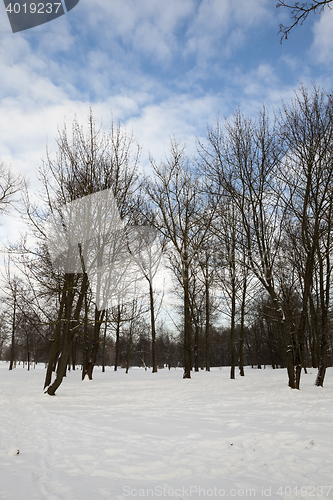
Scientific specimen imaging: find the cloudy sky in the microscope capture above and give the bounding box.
[0,0,333,242]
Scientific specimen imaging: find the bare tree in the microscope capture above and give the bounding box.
[145,141,217,378]
[0,318,8,360]
[126,226,164,373]
[279,86,333,388]
[123,298,148,373]
[22,110,140,394]
[7,278,18,370]
[277,1,333,40]
[109,301,127,371]
[196,243,216,372]
[0,161,23,214]
[213,201,241,380]
[0,257,24,370]
[199,109,295,385]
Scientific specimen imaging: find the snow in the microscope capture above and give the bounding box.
[0,363,332,500]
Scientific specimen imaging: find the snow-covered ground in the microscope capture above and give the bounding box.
[0,363,332,500]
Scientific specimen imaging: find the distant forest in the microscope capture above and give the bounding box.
[1,85,333,393]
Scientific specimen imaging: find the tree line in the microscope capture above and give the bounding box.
[1,85,333,393]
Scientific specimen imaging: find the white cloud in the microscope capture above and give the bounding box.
[311,6,333,64]
[0,0,325,248]
[126,93,224,165]
[80,0,195,64]
[185,0,271,61]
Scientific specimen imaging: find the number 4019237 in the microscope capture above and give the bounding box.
[5,3,62,14]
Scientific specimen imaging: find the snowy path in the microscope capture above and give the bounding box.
[0,364,332,500]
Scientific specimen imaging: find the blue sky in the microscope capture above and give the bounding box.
[0,0,333,240]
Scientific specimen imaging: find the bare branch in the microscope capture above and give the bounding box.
[0,161,23,214]
[276,0,333,41]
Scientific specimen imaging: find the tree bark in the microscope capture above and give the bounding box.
[82,291,89,380]
[239,275,247,376]
[114,305,121,371]
[47,274,88,395]
[102,312,107,373]
[205,273,210,372]
[183,258,192,379]
[85,308,105,380]
[194,314,199,372]
[315,244,330,387]
[230,257,236,380]
[125,323,133,374]
[149,281,157,373]
[9,292,17,371]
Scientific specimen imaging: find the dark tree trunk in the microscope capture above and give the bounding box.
[266,323,276,370]
[286,332,296,389]
[316,327,328,387]
[45,275,71,388]
[239,275,247,376]
[194,315,199,372]
[308,295,318,368]
[102,312,107,373]
[82,292,89,380]
[295,314,306,390]
[149,281,157,373]
[295,223,318,389]
[183,259,192,379]
[315,247,329,387]
[254,323,261,369]
[85,308,105,380]
[9,293,17,371]
[114,305,121,371]
[205,275,210,372]
[246,338,254,368]
[230,276,236,380]
[72,336,76,370]
[47,274,88,395]
[268,288,295,388]
[125,323,133,374]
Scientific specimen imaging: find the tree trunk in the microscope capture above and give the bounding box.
[102,312,107,373]
[125,323,133,374]
[149,281,157,373]
[268,289,295,388]
[254,323,261,369]
[82,291,89,380]
[44,275,71,388]
[194,315,199,372]
[315,248,329,387]
[183,259,191,379]
[295,314,306,390]
[9,292,17,371]
[308,296,318,368]
[295,239,318,389]
[239,274,247,376]
[72,336,76,370]
[114,305,121,371]
[85,308,105,380]
[47,274,88,395]
[205,274,210,372]
[230,275,236,380]
[266,323,276,370]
